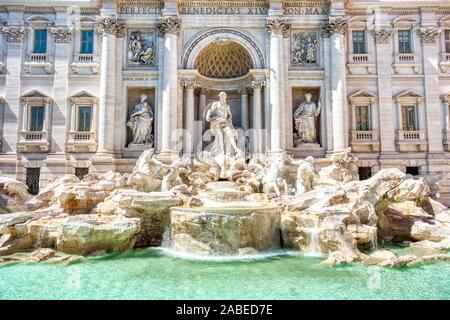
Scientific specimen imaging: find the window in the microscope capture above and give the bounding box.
[406,166,420,176]
[402,106,417,131]
[355,105,370,131]
[398,30,412,54]
[358,167,372,181]
[75,167,89,180]
[352,31,366,54]
[445,30,450,53]
[77,106,92,131]
[26,168,40,195]
[33,29,47,54]
[29,106,44,131]
[80,30,94,54]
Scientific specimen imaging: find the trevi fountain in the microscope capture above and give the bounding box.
[1,92,450,299]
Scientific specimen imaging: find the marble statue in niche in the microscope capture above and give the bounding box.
[128,32,155,65]
[205,92,243,157]
[127,94,154,146]
[293,92,321,146]
[292,32,318,65]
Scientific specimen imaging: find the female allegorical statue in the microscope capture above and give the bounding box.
[127,93,154,146]
[293,92,321,145]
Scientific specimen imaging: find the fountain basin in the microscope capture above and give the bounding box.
[169,205,281,256]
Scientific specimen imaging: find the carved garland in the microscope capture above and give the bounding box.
[50,27,72,43]
[419,27,441,44]
[373,29,394,44]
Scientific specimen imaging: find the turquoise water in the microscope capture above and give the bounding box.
[1,248,449,300]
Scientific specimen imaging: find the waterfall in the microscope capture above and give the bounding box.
[304,218,322,257]
[35,225,48,249]
[160,227,171,248]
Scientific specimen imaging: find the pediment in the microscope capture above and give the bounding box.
[21,89,50,98]
[349,90,376,98]
[395,90,423,99]
[70,90,97,99]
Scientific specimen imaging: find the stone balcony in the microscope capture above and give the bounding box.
[17,130,50,152]
[71,54,100,75]
[439,52,450,73]
[395,130,427,152]
[23,53,53,74]
[392,53,421,74]
[350,130,380,152]
[66,131,97,153]
[346,54,375,74]
[443,129,450,152]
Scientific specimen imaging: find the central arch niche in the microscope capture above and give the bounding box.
[194,40,252,79]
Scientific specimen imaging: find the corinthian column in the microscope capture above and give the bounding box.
[322,17,348,152]
[420,27,443,154]
[252,81,265,154]
[267,17,289,153]
[158,17,180,156]
[182,78,195,158]
[96,17,124,154]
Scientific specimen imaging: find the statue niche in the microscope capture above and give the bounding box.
[127,93,154,147]
[293,91,321,147]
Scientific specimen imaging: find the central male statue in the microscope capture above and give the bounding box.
[205,91,242,157]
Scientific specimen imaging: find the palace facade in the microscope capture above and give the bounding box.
[0,0,450,202]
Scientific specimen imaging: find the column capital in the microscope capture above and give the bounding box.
[251,80,266,90]
[50,27,73,43]
[158,17,181,37]
[237,87,250,95]
[419,27,441,44]
[196,87,209,96]
[266,17,290,37]
[1,26,25,43]
[373,28,394,44]
[182,78,196,89]
[96,17,125,37]
[321,17,348,37]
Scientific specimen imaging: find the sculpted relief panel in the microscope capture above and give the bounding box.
[127,31,156,66]
[291,31,318,66]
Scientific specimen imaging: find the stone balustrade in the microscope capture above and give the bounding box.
[395,130,427,152]
[350,130,380,152]
[67,131,97,153]
[18,130,50,152]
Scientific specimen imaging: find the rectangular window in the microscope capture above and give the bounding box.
[29,106,44,132]
[80,30,94,54]
[402,105,417,131]
[26,168,40,195]
[398,30,412,54]
[355,105,370,131]
[445,30,450,53]
[33,29,47,54]
[352,31,366,54]
[77,106,92,132]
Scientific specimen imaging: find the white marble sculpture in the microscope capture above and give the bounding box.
[205,92,242,157]
[293,156,319,194]
[127,94,154,146]
[263,153,290,197]
[293,93,321,145]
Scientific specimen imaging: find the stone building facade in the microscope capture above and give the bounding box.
[0,0,450,202]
